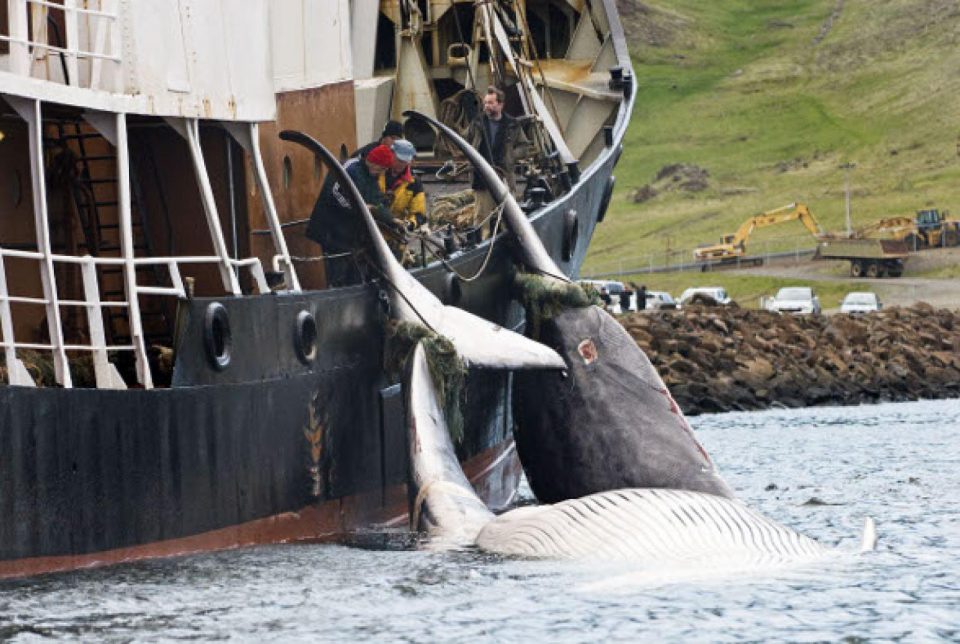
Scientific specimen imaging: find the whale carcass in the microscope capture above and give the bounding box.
[282,132,875,569]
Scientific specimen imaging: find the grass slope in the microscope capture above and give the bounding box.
[589,0,960,279]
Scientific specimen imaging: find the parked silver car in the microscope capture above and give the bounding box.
[768,286,821,315]
[642,290,677,310]
[841,291,881,314]
[678,287,733,308]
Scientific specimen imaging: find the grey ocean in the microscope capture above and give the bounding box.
[2,398,959,641]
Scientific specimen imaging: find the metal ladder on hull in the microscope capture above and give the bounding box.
[51,120,171,348]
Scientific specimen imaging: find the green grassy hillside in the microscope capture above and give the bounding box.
[587,0,960,275]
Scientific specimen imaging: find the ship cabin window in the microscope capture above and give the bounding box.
[374,12,396,71]
[283,155,293,190]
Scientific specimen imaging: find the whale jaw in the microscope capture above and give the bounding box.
[405,341,493,544]
[514,305,734,502]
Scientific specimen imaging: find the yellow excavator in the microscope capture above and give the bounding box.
[693,202,824,263]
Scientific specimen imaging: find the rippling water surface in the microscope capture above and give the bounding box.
[3,399,959,641]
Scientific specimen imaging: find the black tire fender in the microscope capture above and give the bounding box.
[294,310,318,365]
[562,209,580,261]
[597,175,615,223]
[203,302,232,371]
[443,272,462,306]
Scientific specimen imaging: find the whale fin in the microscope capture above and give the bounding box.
[279,130,563,372]
[860,516,878,552]
[406,341,493,545]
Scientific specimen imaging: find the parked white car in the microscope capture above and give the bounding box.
[841,291,881,314]
[678,287,733,307]
[768,286,821,315]
[642,290,677,310]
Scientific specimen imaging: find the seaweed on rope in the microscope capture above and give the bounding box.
[513,273,599,338]
[385,320,467,444]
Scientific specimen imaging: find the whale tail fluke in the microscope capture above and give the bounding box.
[860,516,878,552]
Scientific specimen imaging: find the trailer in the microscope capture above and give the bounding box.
[813,238,909,278]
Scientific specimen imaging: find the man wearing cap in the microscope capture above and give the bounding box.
[307,144,399,287]
[377,139,427,265]
[380,139,426,230]
[353,120,405,160]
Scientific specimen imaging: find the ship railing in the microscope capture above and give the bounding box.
[0,0,122,92]
[0,246,268,391]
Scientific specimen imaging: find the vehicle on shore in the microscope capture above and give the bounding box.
[581,279,631,314]
[814,238,908,278]
[841,292,882,314]
[0,0,634,579]
[768,287,821,315]
[678,287,733,308]
[693,202,823,266]
[644,290,677,310]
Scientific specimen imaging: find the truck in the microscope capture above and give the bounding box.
[813,238,909,278]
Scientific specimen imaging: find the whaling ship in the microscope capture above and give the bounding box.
[0,0,633,577]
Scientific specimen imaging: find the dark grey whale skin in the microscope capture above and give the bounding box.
[513,305,734,504]
[399,109,733,505]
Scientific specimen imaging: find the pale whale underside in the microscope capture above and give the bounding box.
[476,488,828,564]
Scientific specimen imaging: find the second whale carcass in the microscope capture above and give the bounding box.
[404,111,732,504]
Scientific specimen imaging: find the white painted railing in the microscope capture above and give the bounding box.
[0,247,269,390]
[0,0,122,91]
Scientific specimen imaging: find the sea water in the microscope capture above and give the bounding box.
[2,399,959,641]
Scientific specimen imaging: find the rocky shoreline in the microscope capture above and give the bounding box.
[620,303,960,416]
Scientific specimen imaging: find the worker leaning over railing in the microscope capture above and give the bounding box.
[381,140,427,232]
[379,139,430,267]
[306,144,400,287]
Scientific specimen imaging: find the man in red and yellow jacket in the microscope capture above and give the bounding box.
[379,139,426,231]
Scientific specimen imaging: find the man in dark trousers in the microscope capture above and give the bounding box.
[467,86,523,232]
[306,144,398,287]
[633,283,647,310]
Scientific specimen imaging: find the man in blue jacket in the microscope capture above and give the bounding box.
[307,144,399,287]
